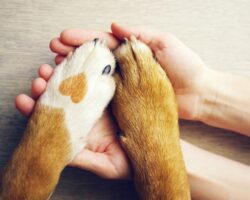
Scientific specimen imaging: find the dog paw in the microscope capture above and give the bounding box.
[114,36,166,87]
[39,39,116,156]
[112,36,177,135]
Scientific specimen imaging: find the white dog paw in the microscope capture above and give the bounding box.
[39,39,116,157]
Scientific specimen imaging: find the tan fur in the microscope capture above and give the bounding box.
[112,37,191,200]
[0,103,71,200]
[59,73,87,103]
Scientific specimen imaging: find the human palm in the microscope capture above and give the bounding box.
[109,24,209,120]
[151,33,209,120]
[69,109,131,179]
[16,66,131,180]
[48,24,208,120]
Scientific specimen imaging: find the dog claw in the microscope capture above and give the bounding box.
[93,38,99,44]
[121,38,128,44]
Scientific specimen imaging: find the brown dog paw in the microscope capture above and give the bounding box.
[112,36,178,137]
[111,36,190,200]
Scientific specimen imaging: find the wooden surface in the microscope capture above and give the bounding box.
[0,0,250,199]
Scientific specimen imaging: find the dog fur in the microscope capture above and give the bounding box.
[0,39,116,199]
[0,36,190,200]
[112,36,191,200]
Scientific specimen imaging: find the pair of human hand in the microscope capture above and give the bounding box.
[15,23,209,180]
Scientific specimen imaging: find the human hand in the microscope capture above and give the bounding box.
[15,28,131,180]
[49,23,210,120]
[15,23,211,180]
[111,23,211,120]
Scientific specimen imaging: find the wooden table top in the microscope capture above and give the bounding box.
[0,0,249,199]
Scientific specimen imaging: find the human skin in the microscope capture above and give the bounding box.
[15,23,250,199]
[181,140,250,200]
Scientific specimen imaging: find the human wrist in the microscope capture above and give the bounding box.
[181,140,250,199]
[195,68,223,123]
[195,68,250,135]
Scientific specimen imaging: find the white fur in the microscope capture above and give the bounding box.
[39,40,116,158]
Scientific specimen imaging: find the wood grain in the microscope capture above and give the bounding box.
[0,0,249,199]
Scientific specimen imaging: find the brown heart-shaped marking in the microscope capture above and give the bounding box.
[59,73,87,103]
